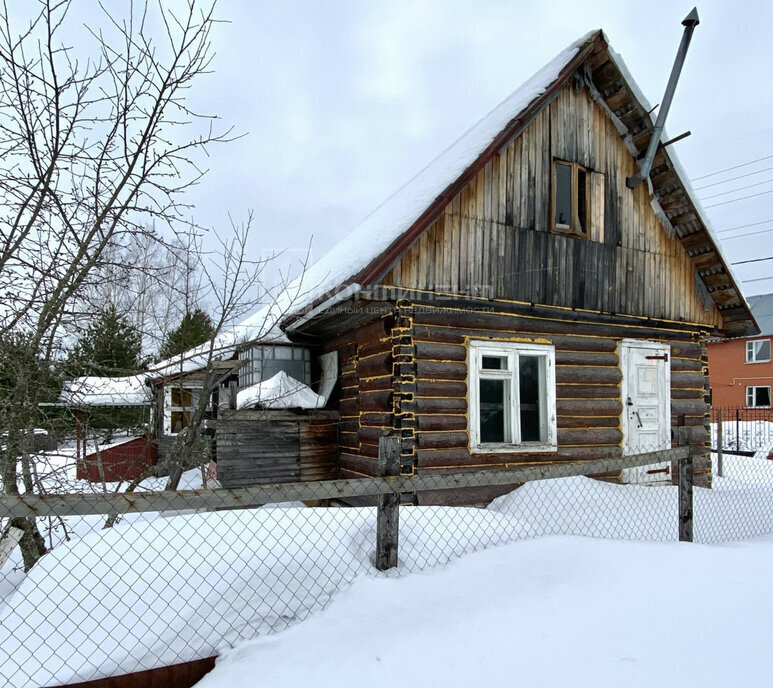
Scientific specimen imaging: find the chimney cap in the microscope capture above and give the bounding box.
[682,8,700,28]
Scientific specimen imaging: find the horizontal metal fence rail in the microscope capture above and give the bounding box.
[0,447,688,519]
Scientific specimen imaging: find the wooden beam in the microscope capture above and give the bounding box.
[376,436,401,571]
[0,448,690,519]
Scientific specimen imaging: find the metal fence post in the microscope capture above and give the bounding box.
[376,436,401,570]
[676,423,694,543]
[716,408,723,478]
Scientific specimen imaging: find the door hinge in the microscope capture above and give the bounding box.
[646,466,670,475]
[645,353,669,362]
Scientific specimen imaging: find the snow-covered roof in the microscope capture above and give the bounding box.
[60,376,152,407]
[278,31,598,321]
[236,371,325,410]
[273,29,752,333]
[748,294,773,336]
[165,28,754,370]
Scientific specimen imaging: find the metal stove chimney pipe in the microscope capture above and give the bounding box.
[627,8,700,189]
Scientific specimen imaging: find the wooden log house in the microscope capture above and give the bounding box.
[144,30,757,504]
[274,29,757,504]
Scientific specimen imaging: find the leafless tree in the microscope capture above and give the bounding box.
[159,214,313,491]
[0,0,232,570]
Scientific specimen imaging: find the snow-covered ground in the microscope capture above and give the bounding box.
[0,437,206,604]
[197,534,773,688]
[3,457,773,687]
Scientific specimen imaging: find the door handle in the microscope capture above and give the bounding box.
[633,410,643,428]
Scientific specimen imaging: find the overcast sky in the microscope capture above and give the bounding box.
[100,0,773,298]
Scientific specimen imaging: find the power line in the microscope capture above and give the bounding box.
[733,256,773,265]
[698,178,773,201]
[715,219,773,235]
[694,166,773,191]
[704,189,773,209]
[691,154,773,182]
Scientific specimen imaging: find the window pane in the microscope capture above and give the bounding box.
[171,388,193,406]
[555,163,572,227]
[519,356,542,442]
[482,355,507,370]
[747,387,754,406]
[263,359,307,383]
[274,346,293,360]
[746,341,753,361]
[171,410,191,433]
[577,169,587,234]
[480,378,509,443]
[757,387,771,407]
[755,340,771,361]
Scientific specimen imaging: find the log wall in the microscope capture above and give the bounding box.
[404,299,710,505]
[381,82,724,330]
[326,315,397,481]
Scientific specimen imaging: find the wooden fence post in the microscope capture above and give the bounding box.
[676,420,693,543]
[716,408,723,478]
[376,436,401,570]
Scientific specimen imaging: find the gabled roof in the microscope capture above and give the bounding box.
[279,29,756,336]
[162,28,757,373]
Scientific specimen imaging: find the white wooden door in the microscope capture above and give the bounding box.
[620,340,672,483]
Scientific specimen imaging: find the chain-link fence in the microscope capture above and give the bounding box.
[2,434,773,687]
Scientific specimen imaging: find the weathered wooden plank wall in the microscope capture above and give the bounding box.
[382,82,724,330]
[216,409,339,488]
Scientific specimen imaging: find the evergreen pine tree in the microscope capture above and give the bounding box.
[69,304,144,376]
[158,308,215,360]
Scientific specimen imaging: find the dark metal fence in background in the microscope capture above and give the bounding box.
[709,406,773,477]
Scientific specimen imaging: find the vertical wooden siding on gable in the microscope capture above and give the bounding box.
[382,82,724,330]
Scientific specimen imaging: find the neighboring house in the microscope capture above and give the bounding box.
[707,294,773,413]
[71,30,758,501]
[58,375,156,481]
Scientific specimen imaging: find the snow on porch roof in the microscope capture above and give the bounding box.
[60,375,152,408]
[236,371,325,410]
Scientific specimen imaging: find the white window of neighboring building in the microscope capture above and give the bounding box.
[163,385,203,435]
[746,386,771,408]
[468,340,557,453]
[746,339,771,363]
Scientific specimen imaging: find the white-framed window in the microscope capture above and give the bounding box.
[163,385,204,435]
[746,339,771,363]
[468,340,557,453]
[746,386,771,408]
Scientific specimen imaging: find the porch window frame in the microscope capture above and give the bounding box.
[163,384,204,436]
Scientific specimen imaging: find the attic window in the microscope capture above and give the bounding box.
[551,160,604,241]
